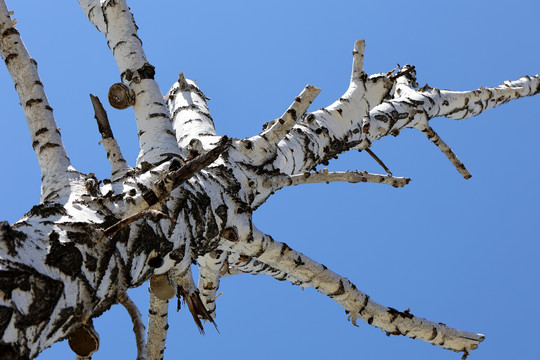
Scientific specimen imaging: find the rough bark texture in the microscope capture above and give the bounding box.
[0,1,538,360]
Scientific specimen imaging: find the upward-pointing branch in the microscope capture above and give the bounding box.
[78,0,181,166]
[0,2,73,200]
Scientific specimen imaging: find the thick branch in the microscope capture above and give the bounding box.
[0,2,73,199]
[79,0,181,165]
[166,73,220,154]
[218,224,484,357]
[366,72,540,140]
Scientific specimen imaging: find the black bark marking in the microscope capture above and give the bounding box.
[0,222,27,257]
[35,128,48,136]
[39,143,61,154]
[45,232,83,278]
[1,269,64,329]
[25,203,67,218]
[0,306,13,338]
[85,254,98,272]
[48,306,75,342]
[215,204,228,224]
[205,213,219,241]
[148,256,164,268]
[25,98,43,108]
[134,221,173,258]
[66,231,93,247]
[149,113,168,118]
[429,326,438,340]
[358,295,370,315]
[137,63,155,80]
[280,242,292,256]
[329,279,345,297]
[2,27,19,37]
[387,307,414,323]
[4,53,17,64]
[0,343,19,360]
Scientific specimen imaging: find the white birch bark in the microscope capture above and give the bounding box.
[0,2,538,360]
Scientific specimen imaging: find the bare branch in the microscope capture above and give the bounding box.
[243,42,394,175]
[415,119,471,179]
[197,251,228,318]
[0,2,72,199]
[258,85,321,145]
[166,73,220,154]
[78,0,181,165]
[219,224,485,357]
[350,40,365,81]
[264,169,410,190]
[89,94,131,179]
[147,291,169,360]
[118,292,147,360]
[364,148,393,175]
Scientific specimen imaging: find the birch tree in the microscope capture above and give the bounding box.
[0,1,538,360]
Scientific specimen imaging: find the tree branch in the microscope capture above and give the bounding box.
[262,169,410,191]
[197,250,227,318]
[0,2,73,200]
[147,291,169,360]
[218,223,485,358]
[166,73,220,155]
[259,84,321,145]
[118,291,147,360]
[78,0,181,166]
[89,94,132,180]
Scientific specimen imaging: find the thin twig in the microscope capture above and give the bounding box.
[365,148,393,176]
[389,65,416,81]
[264,169,410,189]
[416,123,471,179]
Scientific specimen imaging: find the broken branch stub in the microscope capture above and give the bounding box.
[108,82,136,109]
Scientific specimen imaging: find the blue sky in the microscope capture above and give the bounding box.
[1,1,539,359]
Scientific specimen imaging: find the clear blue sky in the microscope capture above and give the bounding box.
[0,1,538,359]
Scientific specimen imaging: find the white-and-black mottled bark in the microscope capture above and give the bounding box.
[1,2,539,360]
